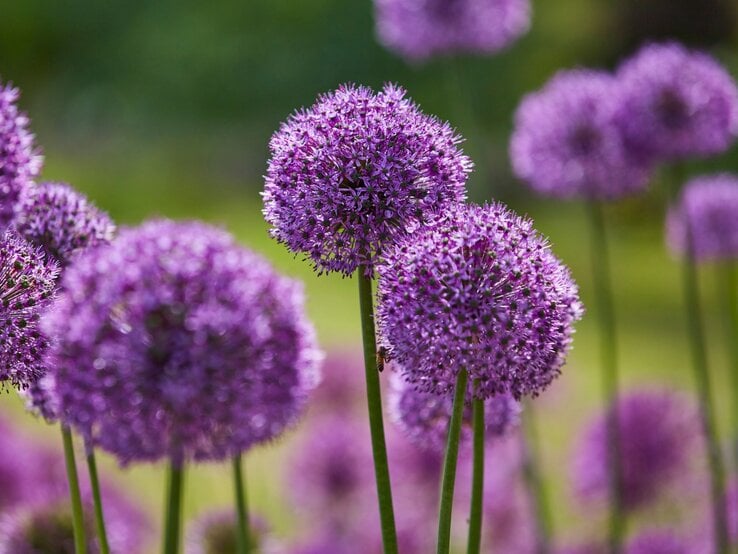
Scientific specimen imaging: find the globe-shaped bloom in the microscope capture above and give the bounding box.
[374,0,531,63]
[263,83,471,276]
[0,81,42,232]
[573,389,699,510]
[666,174,738,261]
[510,70,652,200]
[615,42,738,161]
[376,202,582,399]
[626,530,689,554]
[0,230,58,389]
[44,220,321,465]
[185,510,277,554]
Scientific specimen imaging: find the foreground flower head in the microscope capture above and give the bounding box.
[626,530,689,554]
[573,389,699,510]
[263,83,471,276]
[45,219,321,465]
[616,42,738,162]
[666,173,738,261]
[374,0,530,62]
[0,81,42,231]
[377,202,582,399]
[510,69,651,200]
[185,510,276,554]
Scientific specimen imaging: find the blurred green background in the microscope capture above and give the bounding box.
[2,0,738,551]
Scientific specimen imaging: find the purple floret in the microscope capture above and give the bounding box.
[377,202,582,399]
[263,83,471,277]
[44,219,322,465]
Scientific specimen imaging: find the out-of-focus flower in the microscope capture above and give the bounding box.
[310,348,365,412]
[185,509,279,554]
[626,529,690,554]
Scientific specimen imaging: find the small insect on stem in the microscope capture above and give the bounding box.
[377,346,389,372]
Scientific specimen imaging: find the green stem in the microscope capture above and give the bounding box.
[466,394,484,554]
[61,425,87,554]
[357,272,398,554]
[585,201,624,554]
[233,454,250,554]
[520,404,553,554]
[162,462,185,554]
[437,368,469,554]
[85,447,110,554]
[721,262,738,473]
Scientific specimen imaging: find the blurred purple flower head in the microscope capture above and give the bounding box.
[377,202,582,399]
[21,373,59,422]
[44,219,321,465]
[556,544,606,554]
[185,509,276,554]
[0,81,42,232]
[311,348,365,412]
[263,83,471,276]
[374,0,531,62]
[15,182,115,268]
[666,174,738,261]
[616,42,738,162]
[573,389,699,511]
[287,535,355,554]
[510,70,652,200]
[626,530,689,554]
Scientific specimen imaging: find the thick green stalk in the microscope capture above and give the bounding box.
[86,448,110,554]
[357,272,398,554]
[233,454,250,554]
[61,425,87,554]
[466,395,485,554]
[520,404,552,554]
[437,368,469,554]
[721,262,738,472]
[162,463,185,554]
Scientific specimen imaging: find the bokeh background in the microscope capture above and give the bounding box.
[2,0,738,551]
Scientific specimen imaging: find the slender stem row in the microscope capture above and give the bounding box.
[61,425,87,554]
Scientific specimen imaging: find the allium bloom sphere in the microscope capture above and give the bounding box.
[510,70,651,200]
[15,182,115,267]
[263,83,471,276]
[616,42,738,161]
[44,220,321,464]
[377,203,582,399]
[0,81,42,231]
[374,0,531,62]
[666,174,738,261]
[573,389,698,510]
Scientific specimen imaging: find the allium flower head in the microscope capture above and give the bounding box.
[185,510,276,554]
[44,219,321,465]
[616,42,738,161]
[0,230,58,389]
[573,389,699,510]
[377,202,582,399]
[263,83,471,276]
[666,174,738,261]
[374,0,531,62]
[626,530,689,554]
[0,81,42,231]
[15,182,115,267]
[510,70,652,200]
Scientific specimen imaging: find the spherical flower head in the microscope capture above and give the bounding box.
[615,42,738,161]
[626,530,689,554]
[374,0,531,63]
[263,83,471,276]
[0,230,58,390]
[377,202,583,399]
[44,219,322,465]
[15,182,115,267]
[510,70,652,200]
[185,510,276,554]
[573,389,699,510]
[0,81,42,232]
[666,173,738,261]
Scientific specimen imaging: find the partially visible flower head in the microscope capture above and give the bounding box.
[377,202,582,399]
[374,0,531,62]
[573,389,699,510]
[0,81,42,232]
[616,42,738,161]
[0,230,58,390]
[185,510,276,554]
[15,182,115,267]
[311,348,365,412]
[666,174,738,261]
[510,70,652,200]
[263,83,471,276]
[626,530,689,554]
[21,373,59,422]
[45,220,321,465]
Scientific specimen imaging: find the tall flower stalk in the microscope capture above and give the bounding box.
[466,392,485,554]
[86,447,110,554]
[61,425,87,554]
[520,404,552,554]
[233,454,250,554]
[163,463,185,554]
[722,262,738,471]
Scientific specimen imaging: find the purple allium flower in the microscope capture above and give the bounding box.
[389,371,519,452]
[573,389,699,510]
[626,530,689,554]
[666,173,738,261]
[0,230,58,390]
[510,70,652,200]
[15,182,115,268]
[615,42,738,161]
[44,219,321,465]
[263,83,471,277]
[376,202,582,399]
[21,373,59,422]
[0,81,42,232]
[311,348,365,412]
[185,510,278,554]
[374,0,530,63]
